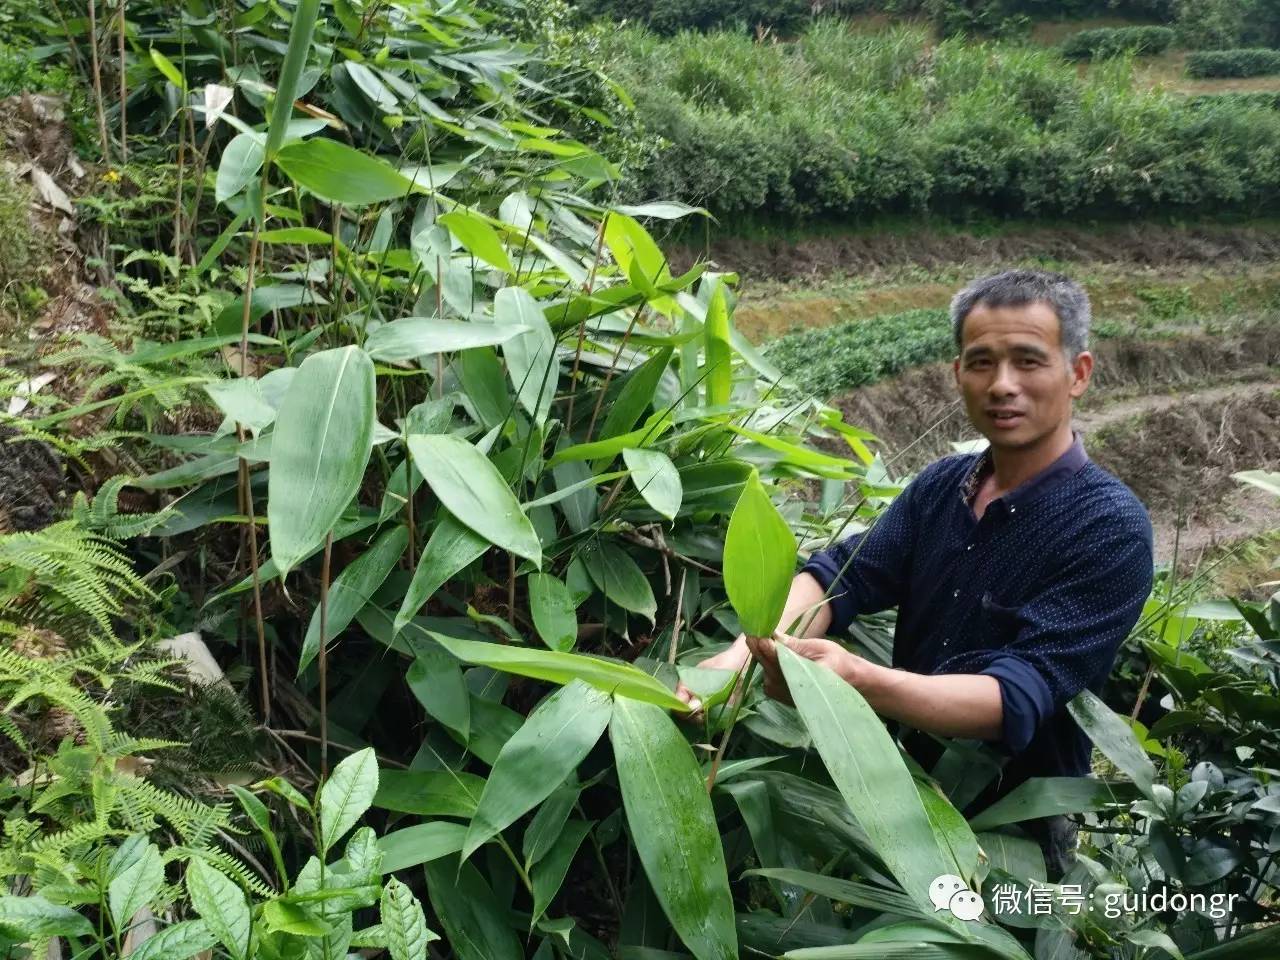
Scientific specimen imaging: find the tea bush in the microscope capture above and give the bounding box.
[1187,48,1280,79]
[607,24,1280,222]
[1058,24,1176,60]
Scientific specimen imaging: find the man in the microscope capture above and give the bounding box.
[678,269,1154,879]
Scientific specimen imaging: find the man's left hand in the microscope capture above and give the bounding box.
[744,632,862,705]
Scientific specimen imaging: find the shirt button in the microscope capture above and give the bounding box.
[1010,506,1016,514]
[943,638,950,646]
[953,589,960,597]
[967,544,973,551]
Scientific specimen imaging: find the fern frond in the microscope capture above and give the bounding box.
[71,476,177,539]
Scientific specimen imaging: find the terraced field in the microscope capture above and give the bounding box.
[710,221,1280,593]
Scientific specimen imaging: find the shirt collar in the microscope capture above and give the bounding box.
[961,432,1089,510]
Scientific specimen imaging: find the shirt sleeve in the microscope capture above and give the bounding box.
[799,467,924,635]
[936,511,1154,754]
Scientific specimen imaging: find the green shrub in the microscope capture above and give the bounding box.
[763,308,953,396]
[1186,48,1280,79]
[1059,25,1175,60]
[607,24,1280,222]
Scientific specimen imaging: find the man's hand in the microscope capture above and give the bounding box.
[675,637,750,720]
[745,632,862,705]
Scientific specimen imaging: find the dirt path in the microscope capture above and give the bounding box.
[1073,379,1280,436]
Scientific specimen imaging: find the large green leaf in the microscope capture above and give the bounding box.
[382,877,440,960]
[300,525,408,673]
[407,640,471,740]
[723,470,796,637]
[394,510,490,633]
[267,346,375,576]
[439,209,514,273]
[365,317,530,363]
[275,138,417,205]
[967,777,1138,832]
[215,132,264,205]
[530,819,594,924]
[528,572,578,651]
[703,282,732,406]
[377,822,468,874]
[1067,689,1156,797]
[623,448,682,520]
[0,895,94,939]
[373,769,485,818]
[462,680,612,860]
[580,540,656,623]
[186,861,250,960]
[127,919,217,960]
[610,698,737,960]
[263,0,320,160]
[205,377,276,436]
[598,347,672,443]
[430,634,688,711]
[108,841,163,932]
[319,746,380,853]
[495,287,558,425]
[407,433,541,566]
[776,646,956,919]
[425,857,522,960]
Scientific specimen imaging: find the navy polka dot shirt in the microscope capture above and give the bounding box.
[801,434,1154,795]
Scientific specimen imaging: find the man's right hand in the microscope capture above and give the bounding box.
[674,635,751,721]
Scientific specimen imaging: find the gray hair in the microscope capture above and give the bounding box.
[950,269,1091,357]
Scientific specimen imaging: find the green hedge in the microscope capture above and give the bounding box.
[1186,48,1280,79]
[1059,25,1175,60]
[610,23,1280,223]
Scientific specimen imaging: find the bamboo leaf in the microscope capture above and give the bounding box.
[319,747,380,853]
[377,822,468,874]
[365,317,530,363]
[623,448,682,520]
[407,638,471,739]
[430,634,688,711]
[1067,689,1157,798]
[215,132,264,205]
[267,346,376,576]
[495,287,558,425]
[300,525,408,673]
[407,433,541,566]
[703,283,732,406]
[424,857,522,960]
[528,572,578,651]
[275,138,417,205]
[580,540,656,624]
[775,646,957,918]
[205,377,276,436]
[394,510,489,633]
[530,819,594,924]
[462,680,612,860]
[610,698,738,960]
[723,470,796,637]
[439,209,514,273]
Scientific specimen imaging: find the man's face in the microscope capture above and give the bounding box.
[953,301,1093,452]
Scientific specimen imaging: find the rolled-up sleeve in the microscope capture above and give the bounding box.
[937,514,1154,753]
[800,473,920,635]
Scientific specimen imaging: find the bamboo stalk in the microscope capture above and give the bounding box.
[319,532,334,778]
[116,0,127,162]
[87,0,112,167]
